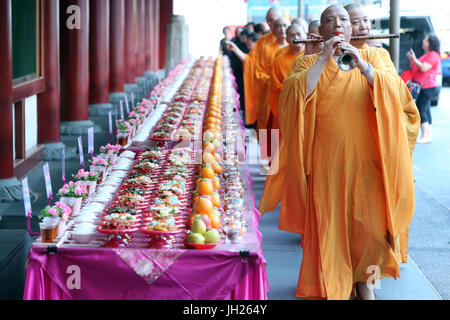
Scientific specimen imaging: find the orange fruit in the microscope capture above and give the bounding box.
[203,142,215,154]
[214,153,221,163]
[212,176,221,190]
[212,161,222,175]
[200,166,215,179]
[197,179,214,195]
[210,215,221,229]
[193,196,213,215]
[202,152,215,165]
[211,192,221,207]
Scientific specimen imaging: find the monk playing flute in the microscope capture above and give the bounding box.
[259,4,420,300]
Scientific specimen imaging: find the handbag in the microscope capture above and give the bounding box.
[406,80,422,100]
[406,74,432,100]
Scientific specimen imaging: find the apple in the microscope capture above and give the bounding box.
[204,229,220,244]
[191,218,207,234]
[186,232,206,244]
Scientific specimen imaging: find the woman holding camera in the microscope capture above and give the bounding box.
[407,34,441,144]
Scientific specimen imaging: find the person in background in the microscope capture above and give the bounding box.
[304,20,323,55]
[229,28,250,126]
[407,34,441,143]
[254,23,269,35]
[225,33,260,61]
[259,4,420,300]
[219,26,233,57]
[242,6,283,128]
[245,22,255,32]
[268,23,306,133]
[292,17,308,33]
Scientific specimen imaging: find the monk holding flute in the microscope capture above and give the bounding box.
[259,4,420,300]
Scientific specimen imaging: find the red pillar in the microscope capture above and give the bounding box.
[0,0,14,179]
[159,0,173,70]
[124,0,136,84]
[144,0,152,71]
[60,0,90,122]
[109,0,125,93]
[89,0,110,104]
[136,0,146,77]
[38,0,61,144]
[153,0,160,71]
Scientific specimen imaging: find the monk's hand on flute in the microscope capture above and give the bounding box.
[305,33,323,55]
[306,36,343,97]
[338,41,374,86]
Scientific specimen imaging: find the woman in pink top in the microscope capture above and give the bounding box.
[407,34,441,143]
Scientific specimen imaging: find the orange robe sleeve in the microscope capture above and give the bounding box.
[363,47,420,251]
[254,40,281,131]
[242,33,275,126]
[259,54,318,234]
[268,48,304,124]
[243,51,258,125]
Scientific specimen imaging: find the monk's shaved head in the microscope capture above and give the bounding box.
[266,6,283,31]
[320,5,348,26]
[318,4,352,42]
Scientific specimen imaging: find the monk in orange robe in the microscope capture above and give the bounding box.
[259,5,420,300]
[242,7,282,126]
[268,23,306,132]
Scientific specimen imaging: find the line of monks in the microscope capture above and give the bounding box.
[227,4,421,300]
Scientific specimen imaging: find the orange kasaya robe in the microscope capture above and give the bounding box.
[255,39,286,132]
[259,47,420,300]
[268,46,305,130]
[243,32,276,126]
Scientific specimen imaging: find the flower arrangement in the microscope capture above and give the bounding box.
[100,143,121,154]
[90,156,108,167]
[117,119,131,132]
[73,169,100,181]
[57,181,88,198]
[39,201,72,221]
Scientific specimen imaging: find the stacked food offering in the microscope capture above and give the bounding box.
[25,54,268,300]
[34,55,249,249]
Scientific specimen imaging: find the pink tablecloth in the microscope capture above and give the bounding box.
[23,169,268,300]
[24,244,267,300]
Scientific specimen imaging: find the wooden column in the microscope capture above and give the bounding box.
[60,0,90,122]
[153,0,160,71]
[0,0,14,179]
[109,0,125,93]
[159,0,172,70]
[124,0,136,84]
[89,0,110,104]
[135,0,146,77]
[38,0,61,144]
[144,0,152,71]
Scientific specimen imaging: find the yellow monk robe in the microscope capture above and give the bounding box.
[268,46,304,130]
[254,39,286,132]
[243,32,276,125]
[259,47,420,300]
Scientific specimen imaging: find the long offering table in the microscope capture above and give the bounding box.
[23,56,268,300]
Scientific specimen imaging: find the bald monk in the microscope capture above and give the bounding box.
[242,6,282,126]
[255,17,289,134]
[267,23,306,131]
[291,17,308,32]
[344,3,372,50]
[259,5,420,300]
